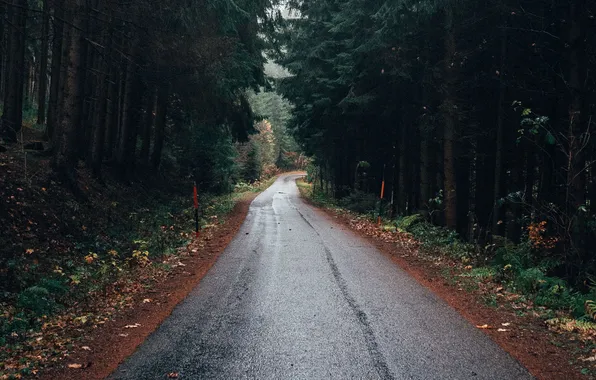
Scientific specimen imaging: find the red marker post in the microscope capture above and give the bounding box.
[378,166,386,226]
[193,182,199,238]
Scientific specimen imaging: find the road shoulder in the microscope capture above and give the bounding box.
[39,192,259,380]
[297,181,584,380]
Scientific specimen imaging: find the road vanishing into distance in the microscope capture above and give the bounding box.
[110,174,532,380]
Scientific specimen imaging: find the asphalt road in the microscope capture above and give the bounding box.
[110,174,532,380]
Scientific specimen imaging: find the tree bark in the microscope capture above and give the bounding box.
[151,83,169,169]
[105,67,120,161]
[0,3,5,104]
[565,0,587,267]
[442,3,458,230]
[37,0,50,126]
[1,0,27,143]
[89,7,113,177]
[492,25,508,236]
[117,62,144,177]
[566,0,587,212]
[46,0,64,140]
[140,85,156,166]
[398,122,407,215]
[419,131,431,218]
[52,0,84,181]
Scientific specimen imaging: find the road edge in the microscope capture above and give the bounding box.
[296,178,582,380]
[39,191,262,380]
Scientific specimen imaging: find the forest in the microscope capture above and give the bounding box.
[279,0,596,291]
[0,0,306,186]
[1,0,596,377]
[0,1,303,372]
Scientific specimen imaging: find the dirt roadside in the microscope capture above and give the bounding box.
[306,202,585,380]
[39,193,258,380]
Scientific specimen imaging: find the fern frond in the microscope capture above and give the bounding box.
[585,300,596,321]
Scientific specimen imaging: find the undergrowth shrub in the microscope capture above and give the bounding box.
[339,190,378,214]
[397,214,424,230]
[17,286,57,317]
[395,214,591,317]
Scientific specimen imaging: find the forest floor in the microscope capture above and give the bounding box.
[296,178,596,380]
[37,192,259,380]
[0,125,285,379]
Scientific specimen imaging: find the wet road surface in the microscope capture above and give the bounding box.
[110,174,532,380]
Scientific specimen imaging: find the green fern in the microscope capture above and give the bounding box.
[585,300,596,321]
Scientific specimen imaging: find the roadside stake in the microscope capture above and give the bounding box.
[193,182,199,238]
[378,165,386,226]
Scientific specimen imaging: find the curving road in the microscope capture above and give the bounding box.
[110,174,531,380]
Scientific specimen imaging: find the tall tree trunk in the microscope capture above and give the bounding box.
[442,3,458,230]
[524,147,536,215]
[566,0,587,212]
[397,123,407,215]
[0,3,5,104]
[151,83,169,169]
[140,85,156,165]
[46,0,64,140]
[419,131,431,219]
[52,0,84,181]
[566,0,587,269]
[23,56,31,105]
[1,0,27,143]
[77,4,92,158]
[117,59,144,177]
[409,119,420,213]
[475,131,495,236]
[507,144,524,243]
[89,8,112,177]
[456,141,471,237]
[105,67,120,161]
[492,25,508,236]
[37,0,50,126]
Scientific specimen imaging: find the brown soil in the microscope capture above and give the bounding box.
[40,193,258,380]
[310,205,585,380]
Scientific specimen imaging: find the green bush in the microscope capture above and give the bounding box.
[396,214,424,230]
[17,286,57,316]
[408,222,459,248]
[515,267,548,294]
[242,143,262,183]
[339,190,378,214]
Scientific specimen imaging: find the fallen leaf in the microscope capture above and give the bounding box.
[167,373,179,378]
[501,322,511,327]
[497,328,511,332]
[118,333,129,337]
[68,363,83,369]
[124,323,141,329]
[143,299,152,303]
[476,324,491,329]
[81,346,91,351]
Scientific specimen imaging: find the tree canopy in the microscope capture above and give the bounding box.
[279,0,596,286]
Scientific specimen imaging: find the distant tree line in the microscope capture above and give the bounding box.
[279,0,596,284]
[0,0,281,188]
